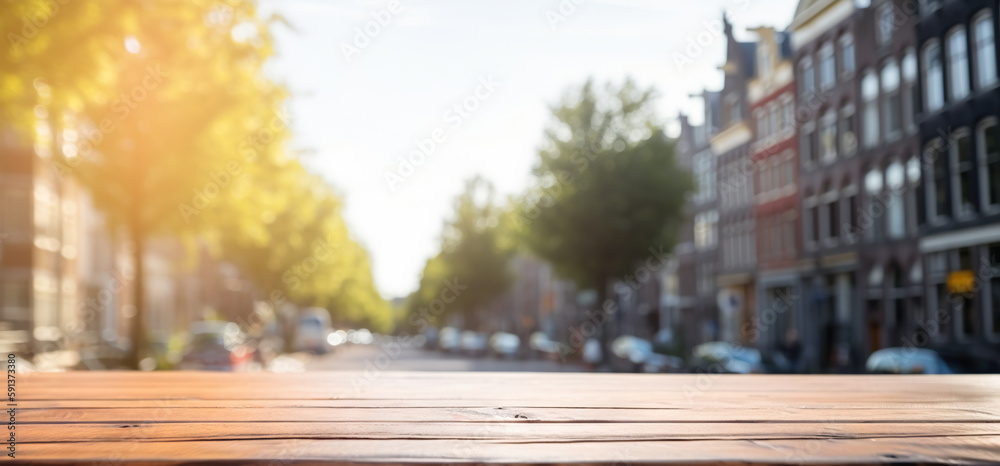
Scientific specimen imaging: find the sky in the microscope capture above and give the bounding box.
[259,0,798,299]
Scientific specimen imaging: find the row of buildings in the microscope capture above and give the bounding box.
[662,0,1000,372]
[0,125,262,369]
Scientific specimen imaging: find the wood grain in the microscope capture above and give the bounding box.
[13,372,1000,464]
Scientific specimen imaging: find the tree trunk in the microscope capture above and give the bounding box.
[126,230,146,370]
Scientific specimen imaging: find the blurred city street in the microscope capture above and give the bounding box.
[303,344,586,372]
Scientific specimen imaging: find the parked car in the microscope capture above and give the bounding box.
[689,342,765,374]
[609,335,681,373]
[180,321,254,371]
[529,331,563,360]
[420,326,440,350]
[610,335,652,372]
[866,348,953,374]
[461,331,488,356]
[438,327,461,353]
[930,345,1000,374]
[489,332,520,358]
[581,338,602,368]
[293,308,331,354]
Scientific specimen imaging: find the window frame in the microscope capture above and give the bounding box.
[800,56,815,97]
[862,69,881,149]
[925,138,949,223]
[886,160,906,239]
[947,26,971,102]
[839,32,856,79]
[977,117,1000,212]
[877,3,895,47]
[923,39,945,112]
[881,57,903,142]
[819,41,836,90]
[950,128,975,217]
[972,10,998,90]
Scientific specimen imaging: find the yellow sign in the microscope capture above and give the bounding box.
[947,270,975,294]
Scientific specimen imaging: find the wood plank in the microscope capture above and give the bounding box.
[14,372,1000,463]
[20,398,1000,409]
[19,421,1000,444]
[20,372,1000,399]
[20,405,1000,424]
[17,436,1000,464]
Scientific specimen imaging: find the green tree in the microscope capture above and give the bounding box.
[2,1,292,368]
[206,160,391,334]
[405,253,450,333]
[439,177,513,330]
[409,177,513,332]
[519,78,692,363]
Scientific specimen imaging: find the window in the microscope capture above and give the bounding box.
[951,129,974,215]
[877,4,895,46]
[842,185,857,243]
[882,59,902,139]
[973,11,997,89]
[948,27,970,101]
[907,156,922,230]
[698,262,715,295]
[694,154,716,202]
[824,184,839,242]
[992,273,1000,336]
[990,244,1000,335]
[926,139,949,220]
[783,151,795,187]
[886,161,905,239]
[768,104,778,139]
[695,210,718,249]
[800,57,815,96]
[902,49,918,134]
[808,204,820,246]
[782,98,794,132]
[725,93,742,125]
[819,42,836,90]
[866,168,884,240]
[758,43,773,79]
[862,70,880,148]
[766,159,775,192]
[801,123,816,166]
[820,109,837,162]
[783,211,796,256]
[839,33,856,78]
[840,104,857,156]
[978,119,1000,209]
[924,41,945,112]
[756,110,767,140]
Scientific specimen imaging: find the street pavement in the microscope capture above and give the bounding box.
[301,343,587,372]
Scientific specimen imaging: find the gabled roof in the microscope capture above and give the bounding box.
[791,0,839,29]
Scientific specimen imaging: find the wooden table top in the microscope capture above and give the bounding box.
[14,371,1000,464]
